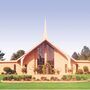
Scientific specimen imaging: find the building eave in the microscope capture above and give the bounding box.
[0,60,17,63]
[76,60,90,63]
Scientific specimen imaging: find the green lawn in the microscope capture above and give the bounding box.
[0,82,90,89]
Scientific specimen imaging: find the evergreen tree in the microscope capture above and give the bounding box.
[0,51,5,61]
[72,52,79,60]
[81,46,90,58]
[11,50,25,60]
[72,46,90,60]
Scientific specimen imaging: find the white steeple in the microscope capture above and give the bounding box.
[43,17,48,40]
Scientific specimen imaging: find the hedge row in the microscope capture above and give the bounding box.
[61,75,88,81]
[3,75,32,81]
[2,75,89,81]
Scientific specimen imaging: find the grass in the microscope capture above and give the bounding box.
[0,74,90,89]
[0,82,90,89]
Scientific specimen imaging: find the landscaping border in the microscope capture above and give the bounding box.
[1,80,89,83]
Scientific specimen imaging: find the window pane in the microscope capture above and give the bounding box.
[47,44,54,66]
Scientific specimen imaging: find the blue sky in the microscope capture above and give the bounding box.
[0,0,90,60]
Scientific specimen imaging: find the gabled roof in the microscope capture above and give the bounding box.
[1,38,89,66]
[19,39,73,62]
[0,38,76,63]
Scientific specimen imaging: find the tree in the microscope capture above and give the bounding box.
[72,52,79,60]
[81,46,90,58]
[79,54,86,60]
[72,46,90,60]
[11,50,25,60]
[0,50,5,61]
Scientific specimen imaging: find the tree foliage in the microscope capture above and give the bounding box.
[72,46,90,60]
[11,50,25,60]
[3,67,16,74]
[72,52,79,60]
[0,50,5,61]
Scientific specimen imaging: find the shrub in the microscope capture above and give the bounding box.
[50,77,54,81]
[76,69,83,74]
[81,76,87,80]
[36,79,40,81]
[67,75,72,80]
[3,76,8,81]
[16,75,32,81]
[54,77,59,81]
[11,70,16,74]
[61,75,67,80]
[3,75,13,81]
[83,66,89,74]
[3,75,32,81]
[41,77,47,81]
[61,75,72,81]
[15,76,23,81]
[22,67,27,73]
[32,77,36,80]
[12,76,19,81]
[61,75,88,81]
[3,67,12,74]
[76,76,81,80]
[3,67,16,74]
[72,76,76,81]
[23,75,32,81]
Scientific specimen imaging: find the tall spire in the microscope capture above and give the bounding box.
[43,17,48,40]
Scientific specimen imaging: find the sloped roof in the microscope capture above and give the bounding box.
[1,39,89,65]
[17,40,90,63]
[20,39,73,62]
[0,39,76,63]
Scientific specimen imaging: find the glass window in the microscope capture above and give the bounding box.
[37,43,45,74]
[47,44,54,66]
[37,42,54,74]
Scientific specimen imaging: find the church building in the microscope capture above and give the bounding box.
[0,19,90,76]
